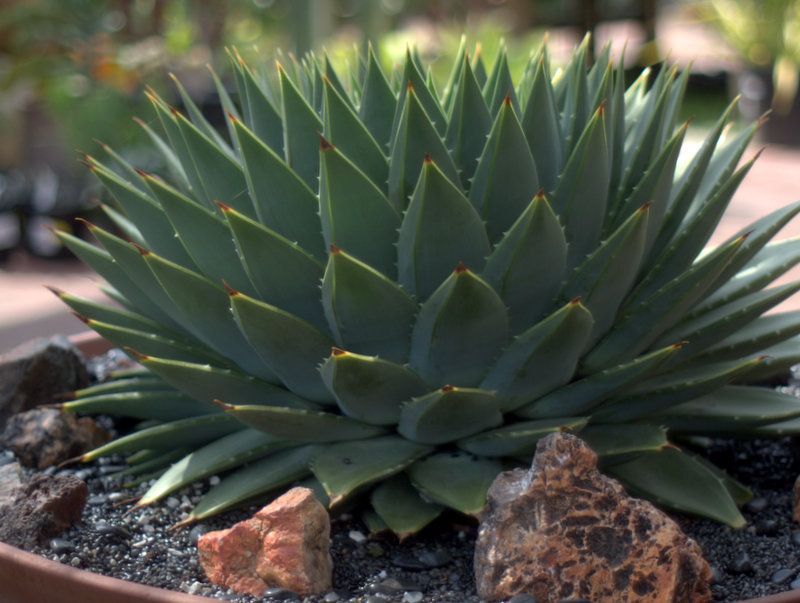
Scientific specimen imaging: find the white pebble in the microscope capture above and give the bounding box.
[403,592,424,603]
[107,492,126,502]
[70,557,81,567]
[378,570,387,579]
[166,497,180,509]
[187,581,203,595]
[348,530,366,543]
[132,539,148,548]
[143,525,155,534]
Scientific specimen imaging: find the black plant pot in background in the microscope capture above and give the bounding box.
[735,67,800,147]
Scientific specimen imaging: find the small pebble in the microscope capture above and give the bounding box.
[792,577,800,590]
[87,495,106,505]
[189,525,208,544]
[69,557,81,567]
[417,549,451,568]
[728,553,754,574]
[93,522,131,539]
[49,538,74,554]
[107,492,126,502]
[507,595,537,603]
[745,497,768,513]
[391,552,428,570]
[323,593,340,603]
[166,497,180,509]
[757,518,780,535]
[403,592,424,603]
[771,568,796,584]
[348,530,366,543]
[208,475,221,486]
[263,587,298,600]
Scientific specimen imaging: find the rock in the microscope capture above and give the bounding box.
[0,336,89,428]
[474,433,712,603]
[1,407,110,469]
[0,461,23,509]
[0,473,87,549]
[198,487,332,597]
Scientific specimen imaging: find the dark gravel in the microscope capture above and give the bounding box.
[4,349,800,602]
[15,454,480,603]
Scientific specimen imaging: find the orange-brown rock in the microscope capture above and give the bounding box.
[474,433,712,603]
[198,487,332,597]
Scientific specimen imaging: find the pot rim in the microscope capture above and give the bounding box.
[0,540,210,602]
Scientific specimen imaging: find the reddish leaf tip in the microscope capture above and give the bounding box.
[212,399,235,411]
[423,153,433,165]
[534,188,546,200]
[503,94,512,107]
[638,201,653,212]
[569,296,583,305]
[44,285,64,297]
[74,217,96,230]
[222,280,240,297]
[331,347,347,356]
[329,244,341,254]
[671,340,689,350]
[215,200,233,212]
[71,312,90,325]
[454,261,469,274]
[131,242,150,256]
[441,385,455,393]
[123,347,149,361]
[319,134,335,151]
[406,80,414,92]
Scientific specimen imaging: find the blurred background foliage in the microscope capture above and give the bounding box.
[0,0,799,258]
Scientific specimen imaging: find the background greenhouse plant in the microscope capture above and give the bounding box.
[52,35,800,536]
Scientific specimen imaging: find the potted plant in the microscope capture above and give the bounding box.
[5,35,800,602]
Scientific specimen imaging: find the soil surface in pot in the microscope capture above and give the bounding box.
[2,352,800,602]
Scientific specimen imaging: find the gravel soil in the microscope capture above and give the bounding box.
[3,351,800,602]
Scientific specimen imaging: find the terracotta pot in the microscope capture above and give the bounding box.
[0,540,210,603]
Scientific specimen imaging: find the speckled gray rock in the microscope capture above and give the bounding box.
[474,433,712,603]
[0,473,87,549]
[0,336,88,428]
[1,407,109,468]
[0,461,23,509]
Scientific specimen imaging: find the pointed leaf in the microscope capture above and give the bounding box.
[606,448,746,527]
[482,194,566,333]
[398,386,502,445]
[221,403,385,442]
[221,205,327,332]
[312,436,432,505]
[459,417,587,457]
[469,98,539,242]
[320,350,428,425]
[232,118,325,260]
[410,267,508,388]
[371,474,443,538]
[280,64,324,188]
[322,248,416,362]
[398,159,490,299]
[408,452,502,515]
[230,290,334,403]
[481,299,594,412]
[319,141,400,277]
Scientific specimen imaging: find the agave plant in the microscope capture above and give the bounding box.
[53,36,800,536]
